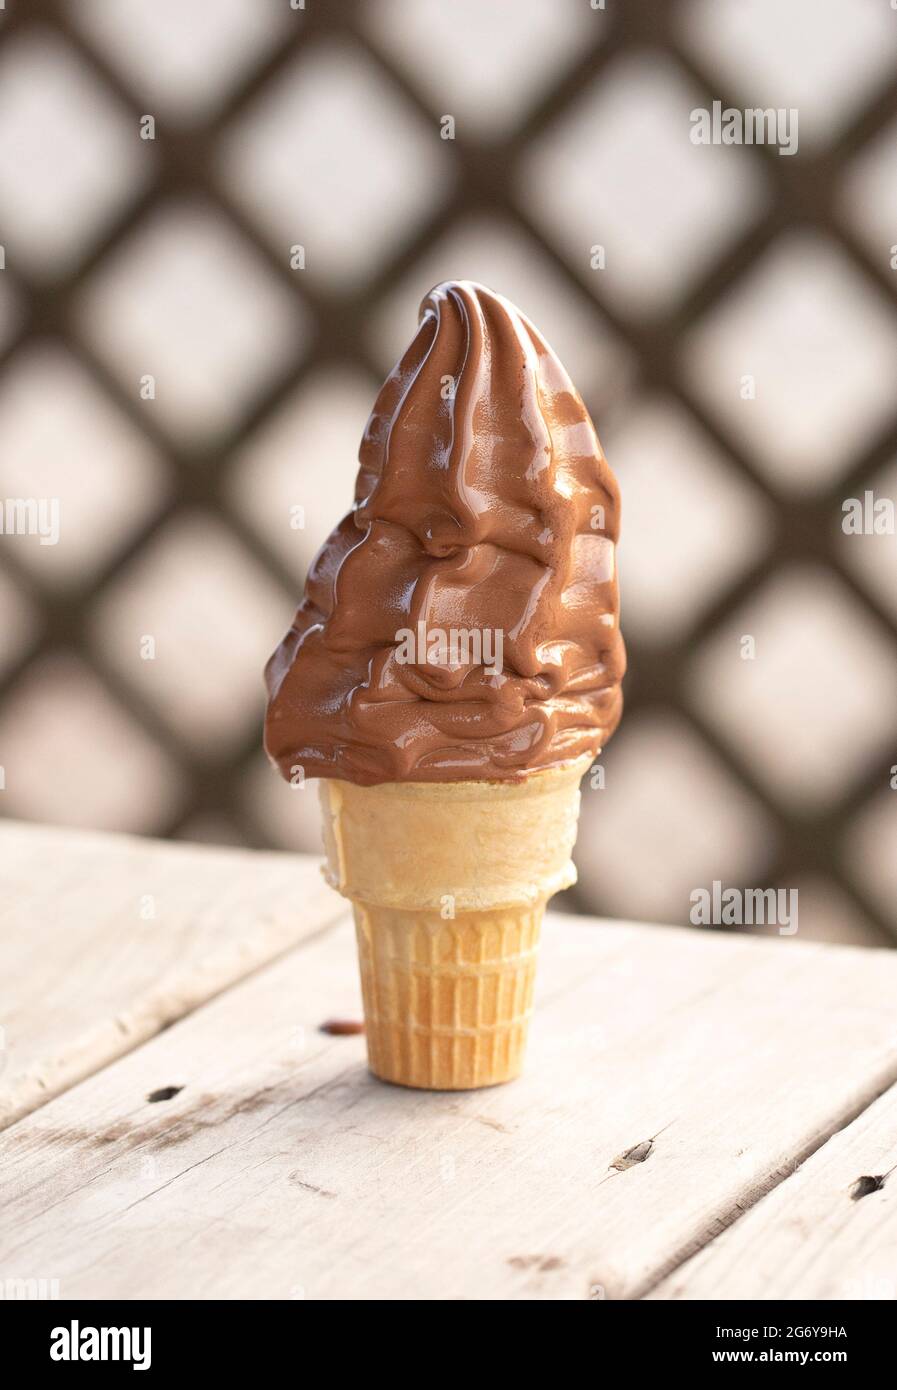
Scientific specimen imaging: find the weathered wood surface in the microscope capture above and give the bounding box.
[0,822,342,1131]
[652,1079,897,1301]
[2,900,897,1300]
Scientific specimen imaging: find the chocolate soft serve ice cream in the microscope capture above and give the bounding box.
[265,281,624,1090]
[265,279,624,786]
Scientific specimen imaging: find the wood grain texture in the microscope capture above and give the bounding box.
[651,1080,897,1300]
[2,911,897,1300]
[0,822,342,1131]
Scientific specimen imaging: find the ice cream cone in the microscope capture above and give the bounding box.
[266,284,624,1084]
[318,754,592,1089]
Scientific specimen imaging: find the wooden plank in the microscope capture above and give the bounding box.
[0,822,342,1131]
[2,913,897,1299]
[650,1079,897,1300]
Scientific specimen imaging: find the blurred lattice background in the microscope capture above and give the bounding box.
[1,0,896,947]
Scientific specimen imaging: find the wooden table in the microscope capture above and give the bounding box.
[2,820,896,1301]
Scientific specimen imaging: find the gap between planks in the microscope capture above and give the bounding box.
[637,1063,897,1300]
[648,1076,897,1300]
[0,822,349,1131]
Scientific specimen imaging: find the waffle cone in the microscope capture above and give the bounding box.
[318,755,591,1089]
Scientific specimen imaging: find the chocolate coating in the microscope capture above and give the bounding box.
[265,280,625,785]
